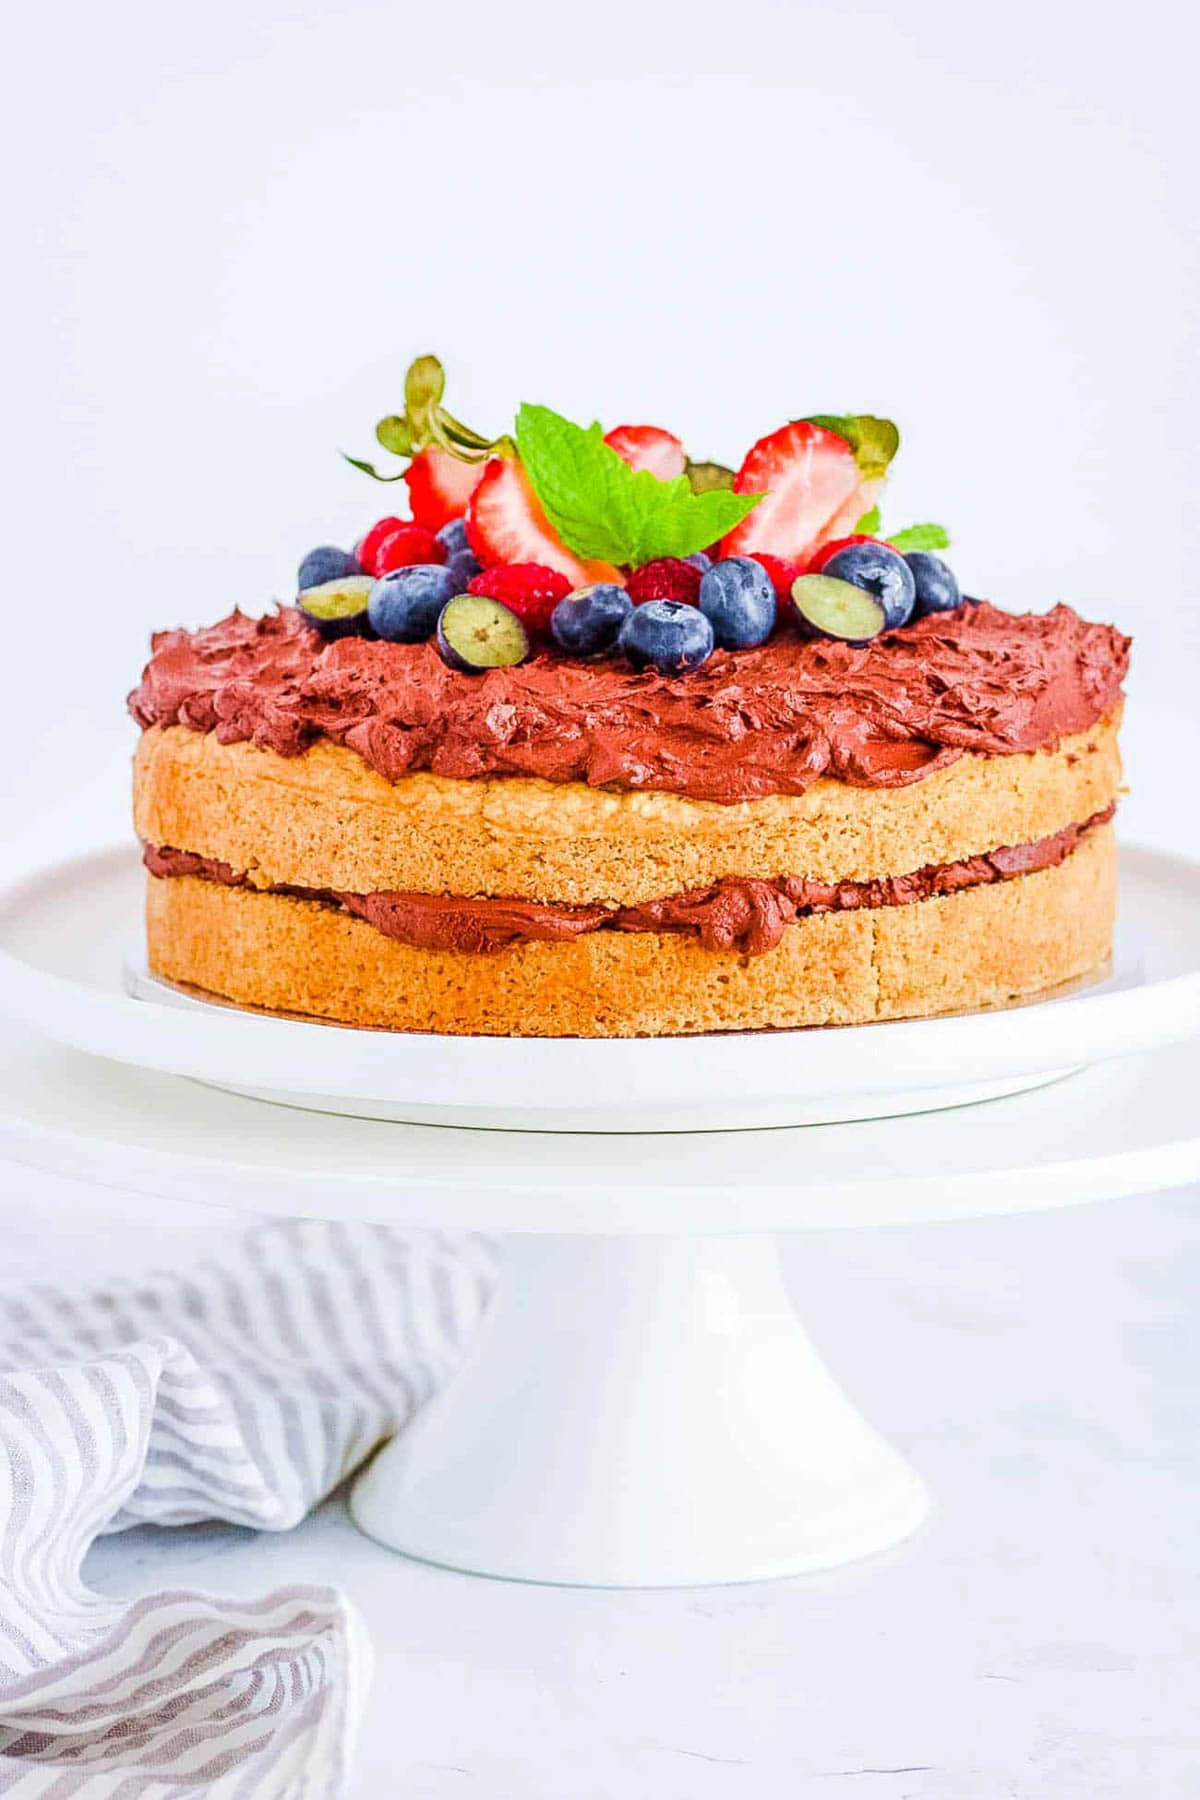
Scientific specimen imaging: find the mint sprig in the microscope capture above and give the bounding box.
[516,404,761,566]
[886,522,951,553]
[803,415,899,480]
[853,505,882,534]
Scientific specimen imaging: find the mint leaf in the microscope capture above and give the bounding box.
[516,404,761,565]
[887,522,950,553]
[854,505,881,534]
[802,415,899,480]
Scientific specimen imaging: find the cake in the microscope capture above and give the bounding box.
[130,359,1129,1038]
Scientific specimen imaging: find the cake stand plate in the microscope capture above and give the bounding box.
[1,1016,1199,1586]
[1,845,1199,1131]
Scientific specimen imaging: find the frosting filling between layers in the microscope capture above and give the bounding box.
[144,806,1114,958]
[129,603,1130,805]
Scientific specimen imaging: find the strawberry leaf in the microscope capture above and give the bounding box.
[887,522,951,553]
[516,404,760,565]
[404,355,446,416]
[802,415,899,480]
[375,415,413,457]
[340,452,407,483]
[686,459,737,495]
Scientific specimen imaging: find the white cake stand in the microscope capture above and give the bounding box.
[1,846,1199,1587]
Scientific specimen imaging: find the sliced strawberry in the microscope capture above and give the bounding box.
[465,457,620,585]
[719,422,865,565]
[405,447,485,532]
[805,532,889,574]
[603,424,687,481]
[815,478,885,550]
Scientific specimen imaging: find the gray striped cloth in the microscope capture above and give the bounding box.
[0,1221,495,1796]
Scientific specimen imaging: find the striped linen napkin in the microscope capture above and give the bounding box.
[0,1220,495,1796]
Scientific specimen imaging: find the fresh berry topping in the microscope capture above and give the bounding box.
[686,552,713,573]
[298,545,360,591]
[750,553,807,617]
[805,533,888,574]
[822,542,915,629]
[435,517,471,558]
[445,547,482,595]
[358,517,407,577]
[790,574,887,644]
[374,524,445,574]
[465,456,618,586]
[619,599,714,675]
[603,424,687,481]
[405,447,485,532]
[905,552,962,617]
[719,422,864,565]
[698,557,775,649]
[437,593,530,672]
[368,565,457,642]
[626,557,703,606]
[297,575,375,639]
[466,563,571,634]
[551,583,633,658]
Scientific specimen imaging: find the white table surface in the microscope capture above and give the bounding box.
[3,1164,1197,1800]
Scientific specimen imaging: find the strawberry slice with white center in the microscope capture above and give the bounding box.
[466,457,621,585]
[815,477,885,549]
[603,424,687,481]
[719,422,866,565]
[405,446,486,532]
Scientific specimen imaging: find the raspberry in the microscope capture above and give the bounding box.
[806,534,888,574]
[358,516,407,576]
[467,563,571,633]
[375,524,445,574]
[626,557,703,606]
[751,553,806,617]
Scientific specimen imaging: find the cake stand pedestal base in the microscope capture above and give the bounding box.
[349,1233,928,1587]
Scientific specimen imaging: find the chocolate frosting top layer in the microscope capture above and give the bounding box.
[129,602,1129,805]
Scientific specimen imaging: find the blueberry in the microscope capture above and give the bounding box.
[551,583,633,657]
[685,552,713,573]
[619,599,714,674]
[296,575,375,639]
[368,564,457,643]
[698,556,775,649]
[905,552,962,616]
[298,545,360,591]
[790,574,886,644]
[821,542,915,629]
[437,594,530,672]
[445,547,482,595]
[436,517,471,558]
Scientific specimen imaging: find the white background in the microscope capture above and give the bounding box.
[3,3,1199,1795]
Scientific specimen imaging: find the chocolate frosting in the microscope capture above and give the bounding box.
[144,806,1112,958]
[129,602,1129,805]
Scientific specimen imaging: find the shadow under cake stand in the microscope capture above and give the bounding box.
[0,845,1198,1587]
